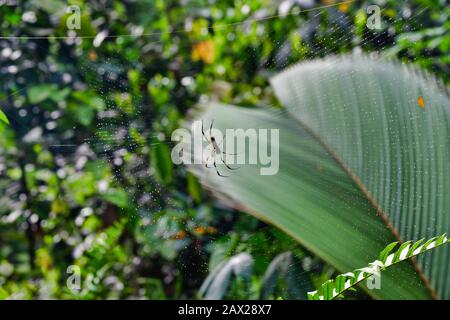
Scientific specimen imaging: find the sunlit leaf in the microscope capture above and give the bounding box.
[199,252,253,299]
[260,252,312,300]
[271,55,450,299]
[0,109,9,125]
[189,55,450,299]
[27,84,58,104]
[151,141,173,185]
[187,103,429,299]
[187,172,202,203]
[309,234,449,300]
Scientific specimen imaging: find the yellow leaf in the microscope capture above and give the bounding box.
[88,50,98,61]
[338,3,349,13]
[192,40,215,64]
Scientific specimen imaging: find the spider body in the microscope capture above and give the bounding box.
[201,120,238,177]
[210,137,221,154]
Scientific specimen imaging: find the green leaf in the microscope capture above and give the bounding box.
[409,238,425,255]
[310,234,449,300]
[378,241,398,261]
[50,87,71,103]
[260,252,312,300]
[151,141,173,185]
[72,104,95,126]
[188,55,450,299]
[199,253,253,300]
[187,103,430,300]
[271,55,450,299]
[187,172,202,203]
[393,241,412,263]
[102,188,130,208]
[0,109,9,125]
[71,91,105,110]
[27,84,58,104]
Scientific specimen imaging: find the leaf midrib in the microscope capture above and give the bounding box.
[289,114,439,300]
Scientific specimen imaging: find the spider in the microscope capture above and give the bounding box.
[201,120,239,177]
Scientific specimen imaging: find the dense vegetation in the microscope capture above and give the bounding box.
[0,0,449,299]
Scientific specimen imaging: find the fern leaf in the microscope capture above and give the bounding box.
[308,234,449,300]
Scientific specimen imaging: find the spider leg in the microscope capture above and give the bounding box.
[204,155,211,168]
[216,132,238,156]
[209,120,214,136]
[201,120,209,143]
[220,153,239,171]
[213,159,229,177]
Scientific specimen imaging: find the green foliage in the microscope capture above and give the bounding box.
[308,234,450,300]
[0,0,448,300]
[199,252,254,299]
[271,55,450,299]
[199,251,313,300]
[259,252,312,300]
[0,109,8,125]
[189,55,450,299]
[151,141,174,185]
[27,85,60,104]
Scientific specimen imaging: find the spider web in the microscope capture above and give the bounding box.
[43,0,435,297]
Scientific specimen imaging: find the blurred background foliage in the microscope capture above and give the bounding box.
[0,0,448,299]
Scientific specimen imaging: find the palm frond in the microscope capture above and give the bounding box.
[308,234,449,300]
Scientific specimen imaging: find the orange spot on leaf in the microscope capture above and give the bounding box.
[171,230,187,240]
[418,95,425,108]
[194,226,206,235]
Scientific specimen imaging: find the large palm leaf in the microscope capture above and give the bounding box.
[186,55,450,299]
